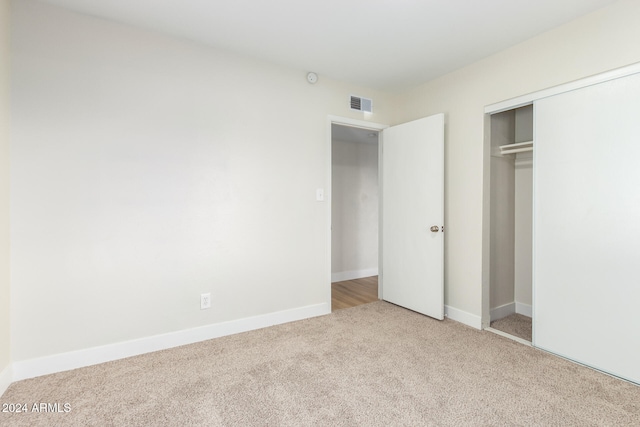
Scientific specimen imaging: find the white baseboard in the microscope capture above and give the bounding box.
[490,302,532,320]
[0,364,12,397]
[12,302,330,382]
[331,268,378,283]
[516,302,532,317]
[490,302,516,321]
[445,305,482,330]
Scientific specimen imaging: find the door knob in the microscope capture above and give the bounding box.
[430,225,440,232]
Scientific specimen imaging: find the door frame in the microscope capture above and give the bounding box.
[327,116,388,307]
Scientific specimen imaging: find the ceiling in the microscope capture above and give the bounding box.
[38,0,619,91]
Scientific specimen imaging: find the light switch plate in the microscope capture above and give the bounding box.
[316,188,324,201]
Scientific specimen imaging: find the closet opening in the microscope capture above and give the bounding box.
[484,104,533,344]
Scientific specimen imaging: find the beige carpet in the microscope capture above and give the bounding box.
[490,313,533,342]
[2,301,639,426]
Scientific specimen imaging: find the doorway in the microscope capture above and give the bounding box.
[327,114,445,319]
[331,123,380,311]
[483,104,533,344]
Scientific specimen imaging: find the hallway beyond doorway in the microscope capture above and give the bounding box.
[331,276,378,311]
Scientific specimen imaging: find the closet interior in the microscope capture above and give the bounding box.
[488,104,533,342]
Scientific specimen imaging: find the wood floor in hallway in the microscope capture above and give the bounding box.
[331,276,378,311]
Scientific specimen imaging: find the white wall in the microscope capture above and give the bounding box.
[514,155,532,308]
[489,151,532,318]
[9,0,640,372]
[513,107,533,309]
[331,137,378,282]
[489,106,533,318]
[489,111,515,311]
[10,0,394,362]
[393,0,640,320]
[0,0,11,380]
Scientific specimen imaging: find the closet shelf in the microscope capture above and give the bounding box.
[499,140,533,155]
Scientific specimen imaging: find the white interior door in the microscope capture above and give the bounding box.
[381,114,444,319]
[534,72,640,384]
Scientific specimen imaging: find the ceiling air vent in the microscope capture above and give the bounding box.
[350,95,373,113]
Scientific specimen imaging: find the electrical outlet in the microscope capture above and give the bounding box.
[200,293,211,310]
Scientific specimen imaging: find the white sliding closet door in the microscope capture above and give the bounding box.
[534,72,640,384]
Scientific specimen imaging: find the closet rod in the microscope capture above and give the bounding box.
[500,146,533,155]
